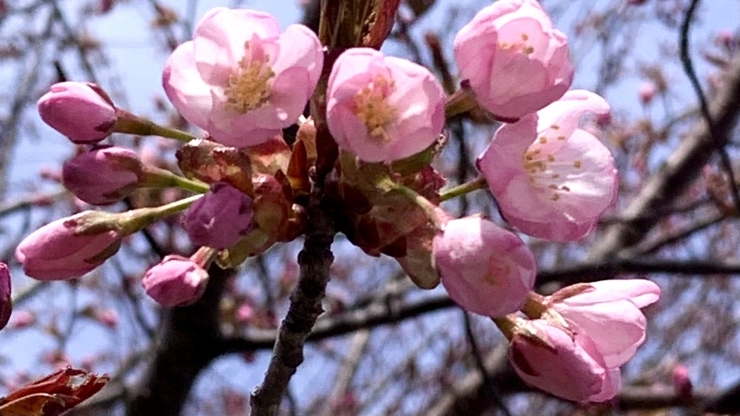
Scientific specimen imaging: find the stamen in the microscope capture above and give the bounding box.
[224,42,275,113]
[352,76,398,141]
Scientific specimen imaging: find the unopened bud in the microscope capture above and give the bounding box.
[37,82,116,144]
[62,146,142,205]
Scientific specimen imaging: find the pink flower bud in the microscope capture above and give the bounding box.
[37,82,116,144]
[477,90,617,241]
[184,183,253,249]
[672,365,693,400]
[162,8,323,147]
[432,217,536,317]
[141,255,209,307]
[62,146,142,205]
[327,48,445,162]
[638,82,656,105]
[509,319,619,402]
[15,214,123,280]
[0,263,12,330]
[546,279,661,367]
[454,0,574,120]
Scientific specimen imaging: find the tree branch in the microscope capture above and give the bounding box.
[249,183,336,415]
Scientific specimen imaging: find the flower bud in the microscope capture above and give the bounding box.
[141,255,209,307]
[15,213,123,280]
[509,319,618,402]
[0,263,12,330]
[37,82,117,144]
[546,279,660,367]
[184,183,253,249]
[432,216,536,317]
[62,146,142,205]
[454,0,573,120]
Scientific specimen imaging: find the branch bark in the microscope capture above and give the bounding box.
[125,266,231,416]
[249,183,336,415]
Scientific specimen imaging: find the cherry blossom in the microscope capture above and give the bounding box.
[184,182,253,249]
[327,48,445,162]
[37,82,117,144]
[163,8,323,147]
[142,255,209,307]
[454,0,573,120]
[546,279,661,367]
[62,146,141,205]
[15,214,122,280]
[432,216,536,317]
[509,319,619,402]
[477,90,617,241]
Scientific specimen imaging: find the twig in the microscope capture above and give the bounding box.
[679,0,740,214]
[249,182,336,415]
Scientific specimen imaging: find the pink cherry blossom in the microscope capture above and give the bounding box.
[163,8,323,148]
[37,82,117,144]
[184,182,253,249]
[432,216,536,317]
[477,90,617,241]
[15,214,122,280]
[327,48,445,162]
[62,146,141,205]
[546,279,661,367]
[453,0,573,120]
[142,255,209,307]
[509,319,619,402]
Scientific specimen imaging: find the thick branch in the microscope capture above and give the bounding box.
[125,266,230,416]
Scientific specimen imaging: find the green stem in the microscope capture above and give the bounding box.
[148,124,197,142]
[120,194,203,235]
[139,166,210,193]
[391,182,447,228]
[114,110,197,142]
[439,176,488,202]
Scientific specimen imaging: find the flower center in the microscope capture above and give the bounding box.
[352,75,398,141]
[498,33,535,55]
[522,125,580,201]
[224,41,275,114]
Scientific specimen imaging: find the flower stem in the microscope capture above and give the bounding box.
[139,166,210,193]
[491,315,518,341]
[391,182,448,228]
[439,176,488,202]
[445,85,478,119]
[114,110,197,142]
[520,292,549,319]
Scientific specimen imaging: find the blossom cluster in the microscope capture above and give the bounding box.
[8,0,659,404]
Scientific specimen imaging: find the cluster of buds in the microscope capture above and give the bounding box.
[6,0,661,403]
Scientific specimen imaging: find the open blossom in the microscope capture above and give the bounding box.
[15,214,122,280]
[184,182,253,249]
[62,146,142,205]
[509,319,619,402]
[432,216,536,317]
[327,48,445,162]
[163,7,323,147]
[546,279,661,367]
[477,90,617,241]
[142,255,209,307]
[454,0,573,120]
[37,82,117,144]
